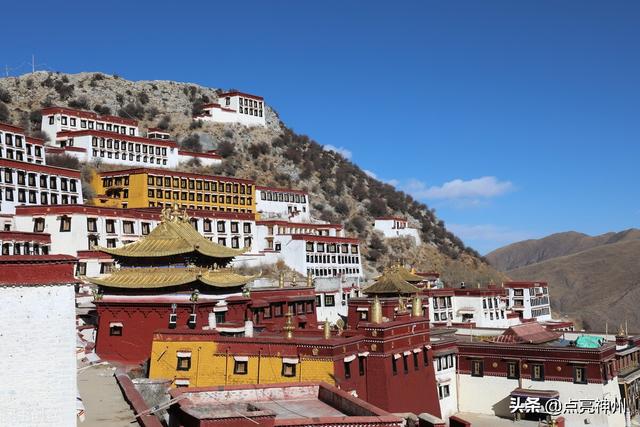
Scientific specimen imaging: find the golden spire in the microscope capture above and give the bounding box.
[278,272,285,289]
[323,319,331,339]
[617,323,626,337]
[398,296,407,312]
[161,203,190,223]
[371,296,382,324]
[291,274,297,287]
[307,271,313,288]
[412,294,422,317]
[283,307,295,339]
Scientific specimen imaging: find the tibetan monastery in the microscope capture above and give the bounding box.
[90,204,257,363]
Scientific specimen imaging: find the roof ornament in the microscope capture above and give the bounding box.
[278,271,285,288]
[323,319,331,339]
[307,271,314,288]
[371,296,382,324]
[412,294,422,317]
[283,307,295,339]
[398,296,407,313]
[161,203,190,224]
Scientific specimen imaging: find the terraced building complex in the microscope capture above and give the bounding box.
[92,167,256,213]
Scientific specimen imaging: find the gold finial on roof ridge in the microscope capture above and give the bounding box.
[371,295,382,324]
[161,203,191,224]
[283,307,295,339]
[412,294,422,317]
[323,319,331,339]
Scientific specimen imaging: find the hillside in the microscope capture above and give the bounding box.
[486,229,640,271]
[488,229,640,331]
[0,71,507,283]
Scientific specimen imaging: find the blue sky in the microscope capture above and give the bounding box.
[2,1,639,253]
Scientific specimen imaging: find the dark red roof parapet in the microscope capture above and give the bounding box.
[0,255,79,286]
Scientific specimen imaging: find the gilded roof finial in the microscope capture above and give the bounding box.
[371,295,382,324]
[617,323,626,337]
[278,271,285,289]
[283,307,295,339]
[412,294,422,317]
[161,203,190,223]
[398,295,407,313]
[307,270,313,288]
[323,319,331,339]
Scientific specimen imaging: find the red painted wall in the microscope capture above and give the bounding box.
[365,352,441,417]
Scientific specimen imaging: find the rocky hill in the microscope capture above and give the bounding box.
[487,229,640,331]
[0,71,507,283]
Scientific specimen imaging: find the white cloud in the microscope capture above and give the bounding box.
[323,144,352,160]
[364,169,377,179]
[404,176,514,201]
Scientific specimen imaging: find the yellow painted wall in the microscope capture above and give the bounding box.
[149,339,335,388]
[93,171,256,212]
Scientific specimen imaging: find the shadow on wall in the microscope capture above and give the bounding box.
[492,394,513,419]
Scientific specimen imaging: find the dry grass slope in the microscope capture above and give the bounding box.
[499,232,640,332]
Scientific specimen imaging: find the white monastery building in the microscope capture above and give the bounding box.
[40,106,140,143]
[0,159,83,214]
[236,219,363,279]
[40,107,221,168]
[374,216,422,244]
[256,185,310,221]
[313,277,362,324]
[0,230,51,256]
[12,205,257,277]
[504,281,552,322]
[0,255,78,427]
[195,91,266,126]
[1,122,46,165]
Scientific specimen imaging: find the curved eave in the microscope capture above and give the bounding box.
[95,245,247,259]
[88,269,258,290]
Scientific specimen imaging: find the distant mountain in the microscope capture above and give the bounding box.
[486,229,640,271]
[487,229,640,332]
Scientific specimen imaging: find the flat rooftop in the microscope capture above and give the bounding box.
[172,383,401,424]
[183,385,345,419]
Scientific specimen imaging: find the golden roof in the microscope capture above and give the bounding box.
[375,264,424,283]
[89,267,257,289]
[364,266,421,295]
[97,205,247,259]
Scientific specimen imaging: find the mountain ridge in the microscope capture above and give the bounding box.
[486,228,640,271]
[0,71,507,284]
[488,228,640,331]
